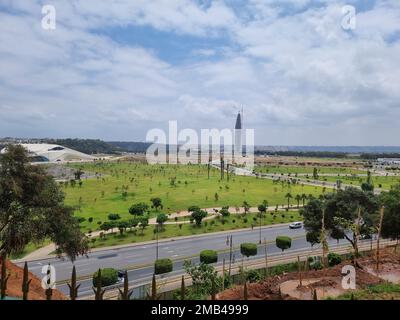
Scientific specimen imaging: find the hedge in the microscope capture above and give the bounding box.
[92,268,118,287]
[155,258,173,275]
[240,243,258,257]
[276,236,292,252]
[200,250,218,264]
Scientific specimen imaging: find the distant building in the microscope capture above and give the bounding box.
[377,158,400,166]
[234,111,243,158]
[0,143,95,163]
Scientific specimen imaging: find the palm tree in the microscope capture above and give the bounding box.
[242,201,250,215]
[301,193,307,206]
[295,194,301,208]
[285,193,292,209]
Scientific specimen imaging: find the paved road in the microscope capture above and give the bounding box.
[17,224,356,298]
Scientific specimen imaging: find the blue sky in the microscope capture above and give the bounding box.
[0,0,399,145]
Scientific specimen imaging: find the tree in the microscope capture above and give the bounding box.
[191,209,207,226]
[301,188,378,260]
[150,197,163,211]
[155,259,173,275]
[108,213,121,221]
[295,194,302,208]
[100,221,114,234]
[306,231,320,247]
[74,168,84,180]
[242,201,250,214]
[183,260,221,298]
[276,236,292,252]
[200,250,218,264]
[301,194,307,206]
[129,202,149,216]
[188,206,201,213]
[0,145,88,262]
[379,185,400,242]
[361,171,374,192]
[257,203,267,215]
[117,221,130,235]
[285,193,292,209]
[240,243,257,257]
[313,168,319,180]
[219,207,230,221]
[156,213,168,230]
[139,216,149,235]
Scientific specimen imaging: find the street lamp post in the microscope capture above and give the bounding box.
[156,224,159,260]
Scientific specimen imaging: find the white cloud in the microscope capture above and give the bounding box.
[0,0,399,145]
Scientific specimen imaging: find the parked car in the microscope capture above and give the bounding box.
[289,222,302,229]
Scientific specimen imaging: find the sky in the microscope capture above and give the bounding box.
[0,0,399,145]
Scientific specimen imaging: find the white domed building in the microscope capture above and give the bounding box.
[0,143,95,163]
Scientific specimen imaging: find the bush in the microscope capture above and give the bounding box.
[200,250,218,264]
[276,236,292,252]
[310,261,323,270]
[240,243,258,257]
[308,256,323,270]
[246,269,261,283]
[77,217,86,223]
[92,268,118,287]
[108,213,121,221]
[155,258,173,275]
[328,253,342,267]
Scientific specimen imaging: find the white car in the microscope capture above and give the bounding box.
[289,222,303,229]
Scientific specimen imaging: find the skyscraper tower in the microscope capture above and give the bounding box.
[234,109,243,158]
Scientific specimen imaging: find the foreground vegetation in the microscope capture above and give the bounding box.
[332,283,400,300]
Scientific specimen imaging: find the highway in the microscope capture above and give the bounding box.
[17,223,357,298]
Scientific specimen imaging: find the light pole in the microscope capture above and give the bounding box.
[156,224,159,260]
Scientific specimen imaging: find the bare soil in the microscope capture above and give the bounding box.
[218,248,399,300]
[0,259,66,300]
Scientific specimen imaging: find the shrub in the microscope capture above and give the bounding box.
[243,218,248,223]
[77,217,86,223]
[328,253,342,267]
[276,236,292,252]
[92,268,118,287]
[88,217,94,223]
[200,250,218,264]
[240,243,258,257]
[155,258,173,275]
[108,213,121,221]
[310,261,323,270]
[246,269,261,283]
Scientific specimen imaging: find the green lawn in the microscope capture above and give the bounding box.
[10,240,51,260]
[89,210,302,249]
[63,162,322,232]
[321,175,400,190]
[254,165,365,175]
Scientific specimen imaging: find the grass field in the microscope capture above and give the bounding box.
[320,175,400,190]
[63,162,321,232]
[331,283,400,300]
[254,165,365,175]
[89,210,302,249]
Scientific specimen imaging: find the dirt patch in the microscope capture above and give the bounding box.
[218,249,397,300]
[359,247,400,284]
[0,259,66,300]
